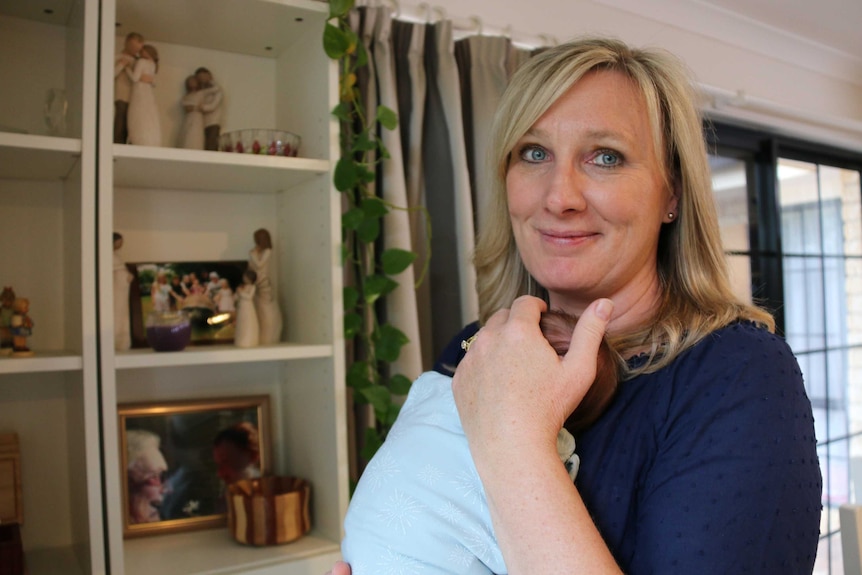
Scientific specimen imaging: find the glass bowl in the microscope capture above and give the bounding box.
[219,129,301,157]
[146,310,192,352]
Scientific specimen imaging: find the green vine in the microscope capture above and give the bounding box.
[324,0,426,462]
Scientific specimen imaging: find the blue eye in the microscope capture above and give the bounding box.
[593,150,621,167]
[520,146,549,162]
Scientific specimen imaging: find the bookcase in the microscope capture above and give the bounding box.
[0,0,103,573]
[1,0,349,573]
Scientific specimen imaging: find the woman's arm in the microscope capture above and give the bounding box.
[452,296,621,573]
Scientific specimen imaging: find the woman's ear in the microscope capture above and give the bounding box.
[663,181,681,223]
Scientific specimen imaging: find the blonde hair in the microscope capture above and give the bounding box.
[473,36,774,378]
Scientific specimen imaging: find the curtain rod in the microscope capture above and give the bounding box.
[357,0,862,149]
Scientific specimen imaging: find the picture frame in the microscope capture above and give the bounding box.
[119,395,271,538]
[127,260,248,348]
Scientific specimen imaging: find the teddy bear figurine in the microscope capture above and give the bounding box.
[10,297,34,357]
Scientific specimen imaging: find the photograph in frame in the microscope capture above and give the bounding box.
[127,260,248,348]
[119,395,271,538]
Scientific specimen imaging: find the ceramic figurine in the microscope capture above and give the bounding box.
[10,298,34,357]
[114,32,144,144]
[179,75,205,150]
[233,270,259,348]
[127,44,162,147]
[248,229,283,345]
[0,286,15,354]
[113,233,133,350]
[195,67,223,151]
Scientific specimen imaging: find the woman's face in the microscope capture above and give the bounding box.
[506,70,677,317]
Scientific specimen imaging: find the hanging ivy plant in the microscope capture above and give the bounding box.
[324,0,427,462]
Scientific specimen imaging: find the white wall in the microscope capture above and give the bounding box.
[410,0,862,152]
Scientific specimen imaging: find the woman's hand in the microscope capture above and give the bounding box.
[452,296,613,464]
[324,561,351,575]
[451,296,619,574]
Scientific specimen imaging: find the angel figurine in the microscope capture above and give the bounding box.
[233,270,259,348]
[248,229,283,345]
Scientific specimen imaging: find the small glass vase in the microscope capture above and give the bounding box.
[145,310,191,352]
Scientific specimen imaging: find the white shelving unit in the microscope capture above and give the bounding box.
[97,1,347,574]
[0,0,103,574]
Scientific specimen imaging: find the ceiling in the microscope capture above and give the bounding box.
[698,0,862,57]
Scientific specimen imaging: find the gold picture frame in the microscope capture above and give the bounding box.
[119,395,271,538]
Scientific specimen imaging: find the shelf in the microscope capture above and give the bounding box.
[124,528,339,575]
[26,545,86,575]
[113,145,331,193]
[0,352,83,374]
[0,133,81,180]
[115,343,332,369]
[114,0,327,59]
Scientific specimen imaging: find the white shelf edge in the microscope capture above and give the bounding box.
[0,352,84,374]
[112,144,330,172]
[0,132,81,153]
[115,343,333,369]
[123,529,339,575]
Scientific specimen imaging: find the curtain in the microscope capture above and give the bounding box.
[347,5,533,479]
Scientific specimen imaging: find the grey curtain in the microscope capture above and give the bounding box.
[347,5,535,478]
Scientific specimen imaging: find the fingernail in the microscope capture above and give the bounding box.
[596,299,613,321]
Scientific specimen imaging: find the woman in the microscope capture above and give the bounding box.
[331,36,821,574]
[126,44,162,147]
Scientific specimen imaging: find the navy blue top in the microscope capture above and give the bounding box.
[434,320,822,574]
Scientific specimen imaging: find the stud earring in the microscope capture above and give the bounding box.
[668,212,675,220]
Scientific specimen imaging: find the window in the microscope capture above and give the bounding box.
[708,124,862,575]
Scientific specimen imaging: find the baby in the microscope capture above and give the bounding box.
[341,310,619,575]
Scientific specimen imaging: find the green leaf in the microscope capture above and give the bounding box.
[331,102,351,122]
[356,217,380,243]
[374,323,409,363]
[328,0,354,18]
[361,428,384,461]
[381,248,417,275]
[378,144,391,160]
[364,274,398,304]
[352,130,377,152]
[385,403,401,426]
[360,384,392,415]
[333,157,358,191]
[355,39,368,67]
[342,207,364,230]
[346,361,371,389]
[323,23,350,59]
[388,373,413,395]
[357,164,376,184]
[376,105,398,130]
[361,197,388,218]
[343,286,360,310]
[340,243,349,265]
[343,311,362,339]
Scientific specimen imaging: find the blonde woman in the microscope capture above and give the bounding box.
[331,36,820,575]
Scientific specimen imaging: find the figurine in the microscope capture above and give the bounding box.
[233,270,259,348]
[10,298,34,357]
[127,44,162,147]
[195,67,223,151]
[113,233,134,350]
[114,32,144,144]
[248,229,283,345]
[178,75,204,150]
[0,286,14,354]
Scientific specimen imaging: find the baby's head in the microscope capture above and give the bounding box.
[185,75,199,93]
[539,310,619,436]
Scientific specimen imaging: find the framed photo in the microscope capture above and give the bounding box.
[119,395,271,538]
[127,260,248,348]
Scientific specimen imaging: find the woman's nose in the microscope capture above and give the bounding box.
[545,163,588,214]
